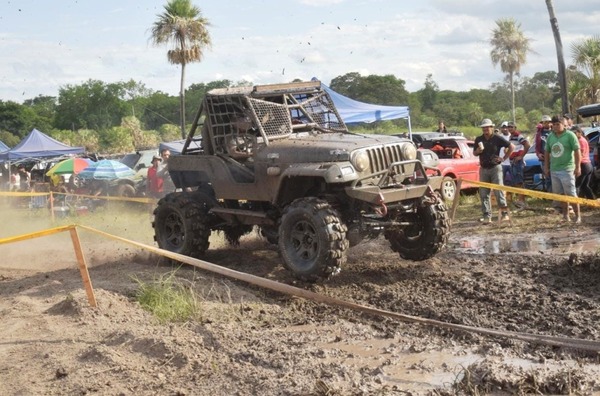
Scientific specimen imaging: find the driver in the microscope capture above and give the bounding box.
[227,115,255,159]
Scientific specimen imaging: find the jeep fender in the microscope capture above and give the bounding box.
[273,162,358,205]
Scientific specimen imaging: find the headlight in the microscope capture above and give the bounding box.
[351,150,370,172]
[402,143,417,160]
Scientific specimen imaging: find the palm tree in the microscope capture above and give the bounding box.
[570,35,600,105]
[151,0,211,139]
[489,18,533,123]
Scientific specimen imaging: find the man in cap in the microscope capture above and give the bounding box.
[473,118,514,223]
[543,115,581,223]
[147,155,164,198]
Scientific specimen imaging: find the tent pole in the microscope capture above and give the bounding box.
[407,115,412,140]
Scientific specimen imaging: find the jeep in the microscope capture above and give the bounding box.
[152,80,450,282]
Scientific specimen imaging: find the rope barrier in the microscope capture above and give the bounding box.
[0,190,156,204]
[463,178,600,207]
[0,223,585,353]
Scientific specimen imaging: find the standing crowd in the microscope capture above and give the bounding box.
[473,114,588,224]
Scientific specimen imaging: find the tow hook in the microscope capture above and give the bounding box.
[374,192,388,216]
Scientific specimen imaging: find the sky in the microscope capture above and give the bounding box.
[0,0,599,103]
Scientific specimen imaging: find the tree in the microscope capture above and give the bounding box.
[151,0,212,139]
[55,80,128,131]
[570,35,600,106]
[330,73,408,105]
[0,100,40,138]
[418,74,439,112]
[489,18,533,123]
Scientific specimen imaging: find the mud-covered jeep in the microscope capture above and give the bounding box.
[153,80,450,282]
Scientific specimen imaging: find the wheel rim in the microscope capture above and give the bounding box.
[289,220,319,264]
[163,212,185,249]
[442,180,455,200]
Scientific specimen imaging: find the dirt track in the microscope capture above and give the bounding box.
[1,201,600,395]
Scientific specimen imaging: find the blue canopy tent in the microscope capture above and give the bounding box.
[313,78,412,133]
[0,140,9,153]
[0,129,84,162]
[0,129,85,185]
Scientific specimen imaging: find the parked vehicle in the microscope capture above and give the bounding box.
[417,136,480,201]
[119,149,157,179]
[394,131,463,146]
[152,80,451,282]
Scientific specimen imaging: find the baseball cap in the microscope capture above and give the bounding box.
[500,121,509,127]
[480,118,494,127]
[541,115,552,122]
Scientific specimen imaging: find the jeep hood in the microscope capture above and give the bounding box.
[256,133,408,162]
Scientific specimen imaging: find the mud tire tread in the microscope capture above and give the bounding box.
[279,197,348,282]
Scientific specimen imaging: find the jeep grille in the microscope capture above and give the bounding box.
[366,144,405,174]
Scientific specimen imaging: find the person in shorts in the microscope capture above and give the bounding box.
[543,116,581,223]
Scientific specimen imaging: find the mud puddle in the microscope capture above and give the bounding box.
[450,231,600,255]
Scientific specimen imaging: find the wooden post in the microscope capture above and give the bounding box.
[450,178,462,223]
[50,191,55,222]
[68,227,97,307]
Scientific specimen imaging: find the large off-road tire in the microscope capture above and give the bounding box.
[384,193,450,261]
[439,176,456,201]
[279,198,349,282]
[152,192,211,259]
[116,183,136,197]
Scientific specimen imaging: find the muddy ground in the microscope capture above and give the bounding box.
[1,198,600,395]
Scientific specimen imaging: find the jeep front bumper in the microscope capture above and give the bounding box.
[344,159,443,204]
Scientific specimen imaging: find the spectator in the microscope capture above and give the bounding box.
[507,122,530,209]
[572,125,595,200]
[473,118,514,223]
[563,113,574,128]
[9,167,20,191]
[535,115,553,192]
[146,155,164,198]
[17,165,30,192]
[543,116,581,223]
[436,120,447,133]
[157,148,176,193]
[499,122,512,186]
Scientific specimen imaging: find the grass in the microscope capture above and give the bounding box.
[133,270,201,324]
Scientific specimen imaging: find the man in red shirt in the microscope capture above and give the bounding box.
[146,156,164,198]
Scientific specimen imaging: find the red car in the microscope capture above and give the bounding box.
[419,136,480,200]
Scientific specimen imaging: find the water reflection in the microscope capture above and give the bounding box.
[451,234,600,255]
